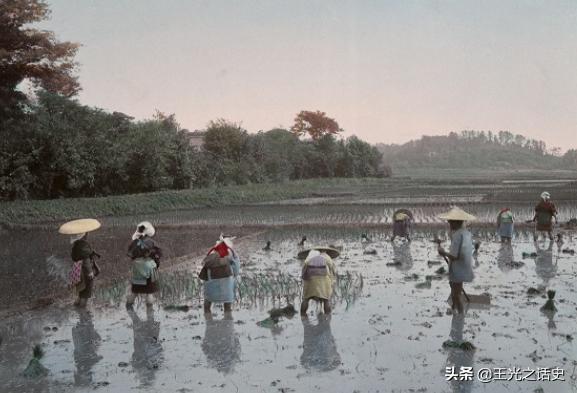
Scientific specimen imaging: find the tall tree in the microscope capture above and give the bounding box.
[291,110,341,140]
[0,0,80,119]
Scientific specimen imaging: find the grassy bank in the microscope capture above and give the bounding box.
[0,178,386,224]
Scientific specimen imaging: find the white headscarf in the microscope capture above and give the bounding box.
[305,249,321,262]
[132,221,155,240]
[541,191,551,201]
[69,233,86,244]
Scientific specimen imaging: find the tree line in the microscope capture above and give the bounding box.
[0,1,385,200]
[0,93,386,200]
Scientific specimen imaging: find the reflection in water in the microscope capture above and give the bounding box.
[300,314,341,372]
[534,241,556,286]
[72,310,102,386]
[392,242,413,271]
[543,308,556,330]
[445,314,474,393]
[496,243,514,272]
[201,312,241,375]
[128,307,163,386]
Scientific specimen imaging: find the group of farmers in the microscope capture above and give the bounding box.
[59,191,558,316]
[496,191,558,243]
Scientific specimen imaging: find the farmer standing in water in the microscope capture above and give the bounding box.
[436,207,476,315]
[58,219,102,308]
[496,207,514,243]
[126,221,162,307]
[199,235,241,314]
[533,191,557,242]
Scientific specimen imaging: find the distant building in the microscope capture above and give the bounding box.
[184,130,206,149]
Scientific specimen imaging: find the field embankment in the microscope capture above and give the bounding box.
[0,178,385,225]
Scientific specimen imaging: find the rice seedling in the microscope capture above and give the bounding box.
[93,268,363,310]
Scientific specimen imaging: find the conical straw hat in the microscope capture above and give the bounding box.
[298,246,340,260]
[437,207,477,221]
[58,218,101,235]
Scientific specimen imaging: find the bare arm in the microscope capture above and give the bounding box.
[438,246,458,262]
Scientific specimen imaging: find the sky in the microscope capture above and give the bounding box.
[39,0,577,149]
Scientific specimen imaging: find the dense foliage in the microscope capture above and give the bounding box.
[0,93,386,200]
[378,131,575,172]
[0,0,80,119]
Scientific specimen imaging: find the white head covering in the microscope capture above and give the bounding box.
[305,249,321,261]
[541,191,551,201]
[216,233,236,249]
[132,221,155,240]
[69,233,86,244]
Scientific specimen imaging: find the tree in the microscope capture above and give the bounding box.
[291,110,341,140]
[202,119,255,185]
[562,149,577,168]
[203,119,248,161]
[0,0,80,119]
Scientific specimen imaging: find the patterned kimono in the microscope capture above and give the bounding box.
[71,240,98,299]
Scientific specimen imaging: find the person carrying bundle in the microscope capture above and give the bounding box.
[126,221,162,307]
[436,207,476,315]
[199,235,241,313]
[300,247,339,316]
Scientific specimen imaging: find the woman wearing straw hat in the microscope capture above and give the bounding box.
[300,247,339,316]
[126,221,162,307]
[58,219,102,307]
[199,234,241,313]
[391,209,413,242]
[436,207,476,315]
[533,191,557,242]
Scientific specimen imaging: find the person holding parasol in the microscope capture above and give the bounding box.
[58,218,102,308]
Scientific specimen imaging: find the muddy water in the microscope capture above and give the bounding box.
[0,226,259,310]
[1,227,576,393]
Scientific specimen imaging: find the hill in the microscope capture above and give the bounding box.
[377,131,577,175]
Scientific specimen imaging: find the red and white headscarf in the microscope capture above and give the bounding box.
[207,234,235,257]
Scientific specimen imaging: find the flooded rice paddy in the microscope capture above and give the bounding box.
[96,201,577,228]
[1,225,576,393]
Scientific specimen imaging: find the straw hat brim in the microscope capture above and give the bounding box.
[298,247,340,260]
[58,218,101,235]
[437,207,477,222]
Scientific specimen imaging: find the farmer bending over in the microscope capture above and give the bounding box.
[300,247,338,316]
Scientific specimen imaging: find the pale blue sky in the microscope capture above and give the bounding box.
[40,0,577,148]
